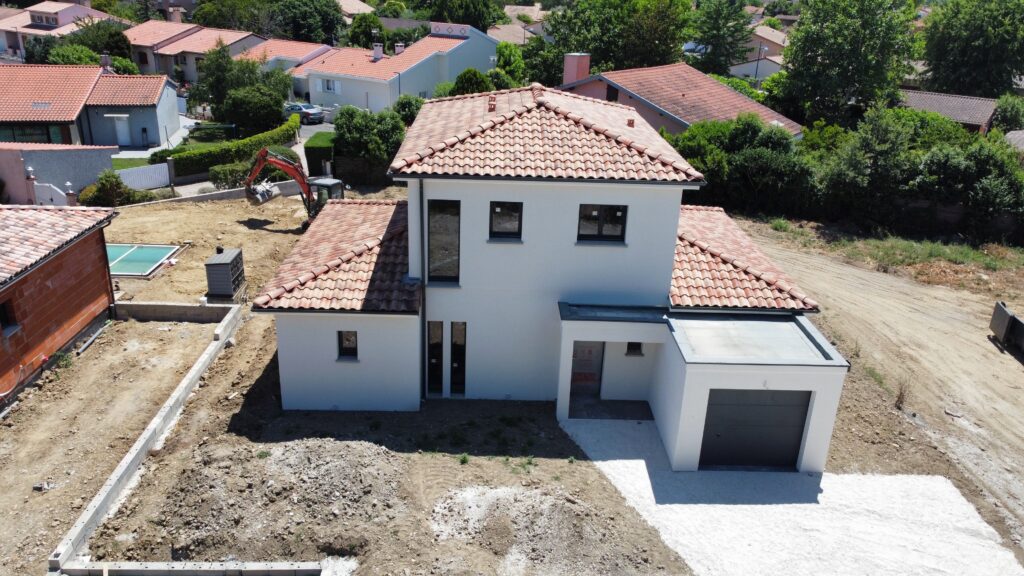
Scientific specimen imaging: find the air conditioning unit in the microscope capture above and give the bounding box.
[205,247,245,300]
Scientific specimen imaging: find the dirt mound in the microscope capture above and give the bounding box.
[92,439,406,562]
[432,485,658,575]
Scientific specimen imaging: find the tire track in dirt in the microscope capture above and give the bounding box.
[751,232,1024,553]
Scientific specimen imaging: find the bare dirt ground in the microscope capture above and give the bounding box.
[89,315,690,575]
[739,221,1024,563]
[0,320,214,576]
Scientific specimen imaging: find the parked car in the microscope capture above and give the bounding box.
[284,102,325,125]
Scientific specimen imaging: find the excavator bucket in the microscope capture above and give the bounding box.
[246,180,283,206]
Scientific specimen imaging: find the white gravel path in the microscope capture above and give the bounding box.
[563,420,1024,576]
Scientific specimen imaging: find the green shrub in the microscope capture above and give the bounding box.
[452,68,494,96]
[304,131,335,176]
[47,44,100,65]
[432,81,455,98]
[992,94,1024,133]
[79,170,132,206]
[209,145,300,189]
[111,56,139,75]
[167,114,299,176]
[392,94,424,125]
[221,85,286,137]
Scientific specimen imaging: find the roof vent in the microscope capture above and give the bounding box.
[487,95,497,113]
[372,43,384,62]
[394,42,405,55]
[30,102,52,109]
[626,118,635,128]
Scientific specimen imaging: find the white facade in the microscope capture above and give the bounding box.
[729,56,783,83]
[275,312,421,411]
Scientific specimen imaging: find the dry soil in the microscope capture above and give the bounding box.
[0,320,214,576]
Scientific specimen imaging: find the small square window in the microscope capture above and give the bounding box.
[0,300,18,337]
[578,204,627,242]
[626,342,643,356]
[337,330,358,358]
[489,201,523,239]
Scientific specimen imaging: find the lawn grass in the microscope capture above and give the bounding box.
[111,157,150,170]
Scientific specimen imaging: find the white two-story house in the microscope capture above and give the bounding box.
[254,85,849,474]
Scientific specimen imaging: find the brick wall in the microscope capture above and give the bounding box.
[0,229,113,398]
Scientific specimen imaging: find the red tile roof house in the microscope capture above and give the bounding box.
[123,19,203,76]
[234,38,333,73]
[0,206,115,405]
[559,55,802,136]
[0,65,181,148]
[254,84,848,473]
[0,1,122,60]
[290,22,498,111]
[0,141,116,205]
[151,25,263,83]
[901,89,998,134]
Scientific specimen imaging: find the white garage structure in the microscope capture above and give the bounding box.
[556,305,847,473]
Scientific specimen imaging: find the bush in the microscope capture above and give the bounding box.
[111,56,139,75]
[393,94,424,125]
[432,81,455,98]
[304,131,335,176]
[709,74,763,103]
[487,68,516,90]
[992,94,1024,133]
[165,115,300,176]
[332,106,405,184]
[452,68,494,96]
[221,85,286,137]
[47,44,100,65]
[78,170,133,206]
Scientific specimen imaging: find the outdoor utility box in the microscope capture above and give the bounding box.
[205,247,245,300]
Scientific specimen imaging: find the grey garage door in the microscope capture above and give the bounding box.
[699,389,812,470]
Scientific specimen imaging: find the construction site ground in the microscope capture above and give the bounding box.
[0,320,214,576]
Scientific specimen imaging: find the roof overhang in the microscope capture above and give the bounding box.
[390,173,707,188]
[0,211,115,293]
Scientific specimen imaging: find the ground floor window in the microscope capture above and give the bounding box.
[0,300,18,337]
[0,124,68,144]
[337,330,358,359]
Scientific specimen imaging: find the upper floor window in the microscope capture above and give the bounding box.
[322,79,337,93]
[489,201,522,239]
[137,51,149,65]
[578,204,627,242]
[428,200,460,282]
[337,330,358,359]
[605,85,619,102]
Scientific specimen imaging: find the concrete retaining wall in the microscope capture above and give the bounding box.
[121,180,303,208]
[49,303,243,572]
[58,560,323,575]
[115,302,235,327]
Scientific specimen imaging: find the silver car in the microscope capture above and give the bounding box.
[284,102,325,125]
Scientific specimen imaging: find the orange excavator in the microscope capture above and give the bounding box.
[244,147,345,225]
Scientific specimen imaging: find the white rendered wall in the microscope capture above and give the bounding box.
[415,178,686,402]
[310,74,391,111]
[648,340,687,468]
[274,312,421,411]
[670,363,846,473]
[600,341,660,401]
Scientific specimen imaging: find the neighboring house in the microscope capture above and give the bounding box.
[0,1,120,59]
[235,38,332,72]
[729,54,783,83]
[153,26,263,83]
[124,19,201,75]
[0,65,181,148]
[560,56,802,135]
[743,4,764,23]
[1007,130,1024,152]
[487,23,534,46]
[380,17,430,32]
[338,0,373,25]
[292,23,497,110]
[901,89,997,133]
[0,142,114,205]
[744,24,787,62]
[0,205,115,403]
[254,85,848,474]
[503,2,547,23]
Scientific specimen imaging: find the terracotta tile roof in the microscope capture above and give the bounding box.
[672,205,817,311]
[0,205,114,289]
[752,25,788,47]
[0,142,115,150]
[0,4,119,36]
[338,0,373,15]
[901,90,997,129]
[87,75,168,106]
[124,20,199,47]
[487,23,531,45]
[26,1,71,13]
[235,39,328,63]
[295,35,465,81]
[0,64,102,122]
[390,84,703,182]
[583,62,802,135]
[253,200,419,313]
[0,6,23,20]
[155,27,254,55]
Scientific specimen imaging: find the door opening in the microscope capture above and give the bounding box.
[113,116,131,146]
[427,321,443,396]
[451,321,466,396]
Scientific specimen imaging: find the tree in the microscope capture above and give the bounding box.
[111,55,140,74]
[275,0,344,44]
[65,18,131,58]
[430,0,500,32]
[376,0,406,18]
[23,36,57,64]
[192,42,235,113]
[496,41,526,83]
[709,74,763,103]
[487,67,515,89]
[348,13,384,48]
[47,44,101,65]
[692,0,753,75]
[992,95,1024,133]
[221,85,286,136]
[433,81,455,98]
[780,0,911,124]
[79,170,134,207]
[452,68,494,95]
[924,0,1024,97]
[333,106,406,171]
[393,94,424,125]
[522,35,562,86]
[192,0,278,36]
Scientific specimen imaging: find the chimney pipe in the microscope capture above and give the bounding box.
[394,42,405,55]
[100,52,111,71]
[372,43,384,61]
[561,53,590,86]
[167,6,183,23]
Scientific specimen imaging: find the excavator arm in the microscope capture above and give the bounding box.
[244,148,318,218]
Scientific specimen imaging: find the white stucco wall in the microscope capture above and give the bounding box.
[274,312,421,411]
[408,178,688,402]
[648,338,687,466]
[600,341,660,401]
[309,74,392,111]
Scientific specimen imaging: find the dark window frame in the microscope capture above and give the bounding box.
[337,330,358,359]
[489,201,523,239]
[0,300,19,337]
[577,204,628,242]
[605,84,619,102]
[626,342,643,357]
[428,199,461,282]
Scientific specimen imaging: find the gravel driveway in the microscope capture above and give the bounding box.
[563,420,1024,576]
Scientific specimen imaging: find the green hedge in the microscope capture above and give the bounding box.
[304,131,334,176]
[164,115,300,177]
[209,145,301,190]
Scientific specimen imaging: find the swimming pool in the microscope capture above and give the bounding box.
[106,244,179,276]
